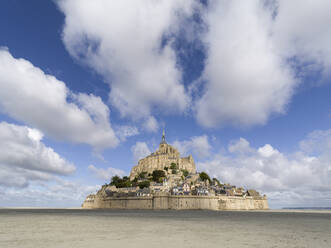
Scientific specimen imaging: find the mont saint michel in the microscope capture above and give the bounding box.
[82,132,269,210]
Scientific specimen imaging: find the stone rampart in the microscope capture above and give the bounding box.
[82,195,269,211]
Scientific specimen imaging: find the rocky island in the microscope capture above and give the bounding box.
[82,131,268,210]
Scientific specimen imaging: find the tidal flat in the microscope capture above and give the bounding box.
[0,209,330,248]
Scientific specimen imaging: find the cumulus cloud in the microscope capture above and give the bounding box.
[88,164,126,181]
[0,49,118,151]
[57,0,194,121]
[56,1,331,129]
[173,135,211,159]
[198,132,331,208]
[0,122,75,188]
[272,0,331,81]
[195,0,331,128]
[0,178,100,207]
[143,116,159,133]
[228,138,254,155]
[115,125,139,142]
[131,142,151,163]
[196,0,296,127]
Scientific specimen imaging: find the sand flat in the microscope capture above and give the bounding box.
[0,209,330,248]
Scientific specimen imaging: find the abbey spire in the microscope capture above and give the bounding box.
[161,128,166,144]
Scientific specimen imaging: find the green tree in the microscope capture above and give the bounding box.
[138,171,147,179]
[110,175,121,186]
[212,178,221,186]
[181,169,189,177]
[110,175,132,188]
[138,180,150,189]
[199,172,211,183]
[170,163,178,170]
[119,179,132,188]
[131,179,138,187]
[172,169,177,174]
[152,170,166,182]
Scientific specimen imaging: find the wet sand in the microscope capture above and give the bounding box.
[0,209,330,248]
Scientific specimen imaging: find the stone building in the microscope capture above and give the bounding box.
[129,130,197,180]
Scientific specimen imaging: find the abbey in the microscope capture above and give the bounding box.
[130,130,196,180]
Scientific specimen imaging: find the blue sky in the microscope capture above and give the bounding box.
[0,0,331,208]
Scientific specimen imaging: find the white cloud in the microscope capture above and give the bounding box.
[0,49,118,151]
[195,0,331,128]
[88,164,126,181]
[196,0,296,127]
[0,122,75,188]
[131,142,151,163]
[143,116,159,133]
[57,0,194,121]
[56,1,331,130]
[258,144,279,158]
[272,0,331,81]
[115,125,139,142]
[0,178,100,207]
[228,138,254,155]
[173,135,211,159]
[198,133,331,208]
[299,129,331,156]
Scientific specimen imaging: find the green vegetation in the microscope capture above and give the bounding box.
[138,171,147,179]
[110,175,132,188]
[181,169,189,177]
[170,163,178,174]
[199,172,211,183]
[132,177,138,186]
[170,163,178,170]
[152,170,165,182]
[212,178,221,186]
[110,175,121,185]
[164,166,169,171]
[138,180,150,189]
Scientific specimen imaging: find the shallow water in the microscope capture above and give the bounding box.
[0,209,330,248]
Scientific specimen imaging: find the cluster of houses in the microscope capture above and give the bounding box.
[101,173,261,198]
[169,181,256,197]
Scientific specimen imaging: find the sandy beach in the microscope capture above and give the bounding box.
[0,209,330,248]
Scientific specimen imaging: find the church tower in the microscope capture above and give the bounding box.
[129,129,197,180]
[161,129,166,144]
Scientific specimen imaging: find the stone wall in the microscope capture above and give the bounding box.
[82,195,269,211]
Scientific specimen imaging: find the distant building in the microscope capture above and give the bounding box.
[247,189,260,197]
[130,131,196,180]
[136,188,151,197]
[82,130,269,210]
[182,183,191,195]
[196,186,209,196]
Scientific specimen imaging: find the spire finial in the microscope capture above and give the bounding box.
[161,128,166,143]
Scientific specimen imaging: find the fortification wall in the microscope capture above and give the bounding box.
[218,196,269,210]
[82,195,268,210]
